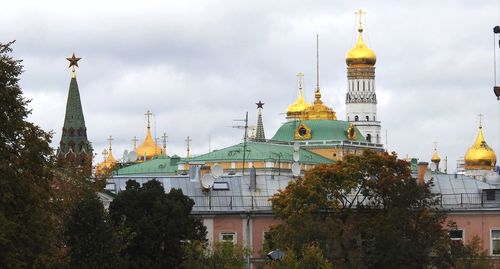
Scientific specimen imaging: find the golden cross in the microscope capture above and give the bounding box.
[185,136,192,158]
[107,135,114,151]
[102,149,108,159]
[162,133,168,148]
[355,9,366,29]
[478,113,483,128]
[145,110,153,129]
[296,72,304,89]
[132,136,139,149]
[433,141,438,151]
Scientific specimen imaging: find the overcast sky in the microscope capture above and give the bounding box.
[3,0,500,172]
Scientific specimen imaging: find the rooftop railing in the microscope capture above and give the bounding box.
[190,192,500,212]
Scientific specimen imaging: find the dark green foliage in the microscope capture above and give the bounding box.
[0,41,59,268]
[109,179,207,269]
[65,193,121,269]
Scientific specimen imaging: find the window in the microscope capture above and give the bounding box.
[365,115,369,121]
[486,190,496,201]
[492,230,500,255]
[220,232,237,244]
[449,230,463,242]
[355,115,359,121]
[366,134,372,142]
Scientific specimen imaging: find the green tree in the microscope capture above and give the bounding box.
[65,193,122,269]
[109,179,207,269]
[0,41,59,268]
[269,244,333,269]
[181,241,249,269]
[267,150,453,269]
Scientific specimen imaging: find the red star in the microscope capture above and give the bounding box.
[66,53,81,69]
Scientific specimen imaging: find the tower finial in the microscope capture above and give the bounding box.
[433,141,438,151]
[162,132,168,154]
[145,110,152,129]
[107,135,114,152]
[316,34,320,90]
[355,9,366,32]
[132,136,138,149]
[478,113,483,128]
[66,53,81,78]
[296,72,304,95]
[185,136,192,158]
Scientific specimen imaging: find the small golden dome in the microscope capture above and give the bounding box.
[346,27,376,67]
[431,150,441,162]
[464,126,497,170]
[287,73,312,119]
[135,128,163,161]
[301,88,336,120]
[96,149,117,175]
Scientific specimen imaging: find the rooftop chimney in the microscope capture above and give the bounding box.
[417,162,429,184]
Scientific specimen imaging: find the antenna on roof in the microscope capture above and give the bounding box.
[232,112,249,176]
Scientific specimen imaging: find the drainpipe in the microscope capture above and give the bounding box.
[246,212,251,269]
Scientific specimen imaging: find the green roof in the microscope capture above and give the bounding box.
[270,120,367,143]
[114,155,180,176]
[187,141,332,164]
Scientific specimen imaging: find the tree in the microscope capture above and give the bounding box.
[181,241,250,269]
[109,179,207,269]
[65,193,122,269]
[267,150,454,269]
[268,244,333,269]
[0,41,59,268]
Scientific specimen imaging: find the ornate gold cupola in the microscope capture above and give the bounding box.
[287,72,311,120]
[431,142,441,171]
[464,115,497,170]
[96,135,117,175]
[135,110,164,161]
[346,10,376,67]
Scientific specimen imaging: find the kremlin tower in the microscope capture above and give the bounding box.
[345,10,381,144]
[57,53,93,175]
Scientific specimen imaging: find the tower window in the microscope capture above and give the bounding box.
[366,134,372,142]
[355,115,359,121]
[365,116,369,121]
[373,116,376,121]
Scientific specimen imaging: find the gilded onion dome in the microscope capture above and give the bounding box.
[96,142,117,175]
[287,72,311,119]
[346,23,376,66]
[302,88,336,120]
[135,128,164,161]
[431,150,441,163]
[464,123,497,170]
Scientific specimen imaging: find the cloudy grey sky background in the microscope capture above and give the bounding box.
[3,0,500,172]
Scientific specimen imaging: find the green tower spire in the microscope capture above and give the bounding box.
[57,53,93,174]
[254,100,266,142]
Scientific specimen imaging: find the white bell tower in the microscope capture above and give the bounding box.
[345,10,381,144]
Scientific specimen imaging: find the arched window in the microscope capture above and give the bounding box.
[373,116,376,121]
[365,115,369,121]
[354,115,359,121]
[366,134,372,142]
[347,116,350,121]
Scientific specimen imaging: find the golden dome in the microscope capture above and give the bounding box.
[287,73,312,119]
[96,149,117,175]
[464,125,497,170]
[431,150,441,162]
[346,27,376,67]
[301,88,336,120]
[135,128,163,161]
